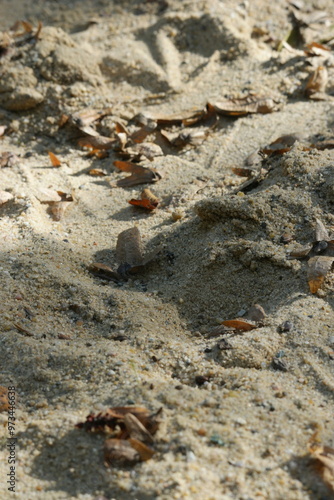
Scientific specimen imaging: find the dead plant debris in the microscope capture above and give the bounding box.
[76,406,162,465]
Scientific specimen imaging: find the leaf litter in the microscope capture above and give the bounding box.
[76,406,162,465]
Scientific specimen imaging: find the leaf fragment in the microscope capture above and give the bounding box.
[87,263,120,281]
[305,66,328,97]
[104,438,139,465]
[209,95,280,116]
[129,438,155,461]
[129,188,159,211]
[308,433,334,490]
[48,151,61,167]
[124,413,154,444]
[222,319,257,331]
[114,160,161,187]
[88,168,107,176]
[307,256,334,293]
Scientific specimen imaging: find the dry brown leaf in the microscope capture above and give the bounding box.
[104,438,139,465]
[308,434,334,490]
[134,109,205,127]
[222,319,257,331]
[124,413,154,444]
[0,386,9,412]
[210,95,280,116]
[114,160,161,187]
[307,256,334,293]
[129,188,159,211]
[305,41,331,56]
[76,406,160,435]
[48,151,61,167]
[305,66,328,97]
[71,108,113,129]
[129,438,155,461]
[131,123,157,144]
[88,168,107,176]
[78,135,117,150]
[87,263,121,281]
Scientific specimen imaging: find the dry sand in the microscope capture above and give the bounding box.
[0,0,334,499]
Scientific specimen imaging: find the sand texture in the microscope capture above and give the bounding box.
[0,0,334,499]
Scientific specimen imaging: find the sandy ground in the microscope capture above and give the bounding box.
[0,0,334,499]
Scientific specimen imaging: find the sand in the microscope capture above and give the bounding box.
[0,0,334,498]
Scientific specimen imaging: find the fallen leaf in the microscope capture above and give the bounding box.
[222,319,257,331]
[0,386,9,412]
[261,133,306,156]
[48,151,61,167]
[308,433,334,490]
[104,438,139,465]
[129,198,157,210]
[76,406,161,435]
[305,66,328,97]
[88,263,120,281]
[124,413,154,444]
[129,188,159,211]
[131,123,157,144]
[88,168,107,176]
[209,95,280,116]
[307,256,334,293]
[78,135,117,150]
[305,41,331,56]
[114,160,161,187]
[129,438,155,461]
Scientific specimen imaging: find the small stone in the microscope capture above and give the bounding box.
[278,320,294,333]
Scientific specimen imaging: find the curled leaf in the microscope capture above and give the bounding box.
[129,188,159,211]
[209,95,280,116]
[114,160,161,187]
